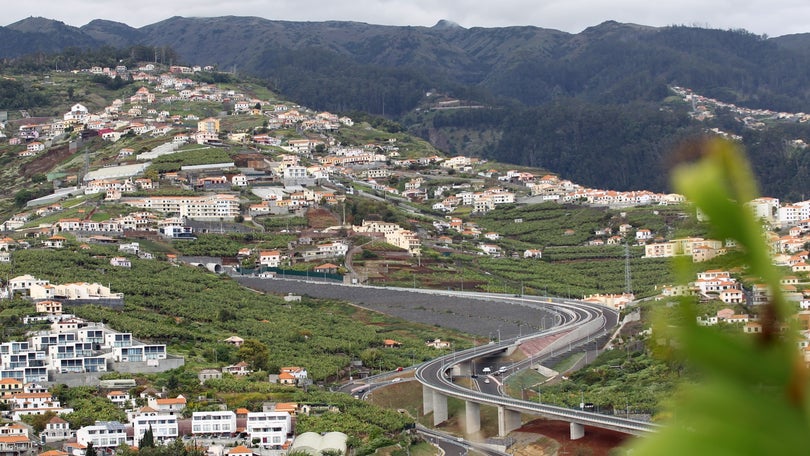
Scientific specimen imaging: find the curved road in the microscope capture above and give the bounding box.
[234,276,657,435]
[416,298,658,436]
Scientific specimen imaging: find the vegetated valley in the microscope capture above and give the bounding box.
[0,51,751,455]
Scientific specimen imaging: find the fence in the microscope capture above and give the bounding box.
[238,266,343,282]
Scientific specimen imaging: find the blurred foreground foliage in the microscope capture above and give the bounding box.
[628,138,809,454]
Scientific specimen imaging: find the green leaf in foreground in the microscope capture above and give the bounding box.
[628,138,810,455]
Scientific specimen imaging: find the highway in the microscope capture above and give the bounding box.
[234,276,658,435]
[415,297,659,436]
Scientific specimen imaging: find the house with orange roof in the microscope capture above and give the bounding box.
[63,441,86,455]
[273,402,298,415]
[7,390,73,420]
[229,445,255,455]
[726,314,751,324]
[0,423,28,437]
[313,263,338,274]
[716,308,735,320]
[107,390,133,408]
[43,235,66,249]
[36,300,63,315]
[0,237,17,251]
[793,262,810,273]
[383,339,402,348]
[42,415,73,441]
[582,293,633,310]
[40,450,69,456]
[744,322,763,334]
[258,250,281,268]
[719,289,745,304]
[147,395,186,415]
[278,371,296,385]
[0,378,23,398]
[0,435,33,454]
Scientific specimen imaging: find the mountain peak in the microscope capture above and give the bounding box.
[6,16,73,33]
[432,19,465,30]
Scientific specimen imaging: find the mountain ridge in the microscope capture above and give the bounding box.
[5,16,810,198]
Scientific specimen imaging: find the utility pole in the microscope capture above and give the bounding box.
[624,241,633,295]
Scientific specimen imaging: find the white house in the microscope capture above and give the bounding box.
[479,244,502,256]
[192,411,237,436]
[41,415,73,442]
[246,412,292,449]
[106,390,133,408]
[10,275,50,294]
[523,249,542,259]
[76,421,127,451]
[147,395,186,415]
[259,250,281,268]
[133,409,179,443]
[109,257,131,268]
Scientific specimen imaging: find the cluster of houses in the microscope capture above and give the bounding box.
[0,60,707,266]
[658,267,810,360]
[0,275,175,384]
[0,272,325,455]
[15,62,810,283]
[671,85,810,130]
[0,384,305,455]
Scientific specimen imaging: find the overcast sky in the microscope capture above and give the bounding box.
[5,1,809,37]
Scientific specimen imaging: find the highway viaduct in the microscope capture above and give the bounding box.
[416,298,659,440]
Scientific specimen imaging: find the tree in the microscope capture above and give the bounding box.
[140,425,155,448]
[86,442,97,456]
[237,338,270,371]
[23,411,56,433]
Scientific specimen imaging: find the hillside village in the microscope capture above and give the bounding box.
[0,64,701,265]
[4,62,810,454]
[6,63,810,316]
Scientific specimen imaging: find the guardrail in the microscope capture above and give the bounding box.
[416,299,659,435]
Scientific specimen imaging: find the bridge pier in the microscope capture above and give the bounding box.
[497,406,521,436]
[432,390,448,426]
[422,385,434,415]
[465,400,481,435]
[456,360,472,376]
[570,422,585,440]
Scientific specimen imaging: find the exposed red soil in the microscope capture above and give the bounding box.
[25,143,75,177]
[513,418,635,456]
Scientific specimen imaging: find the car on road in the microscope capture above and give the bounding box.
[482,367,492,374]
[483,378,490,384]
